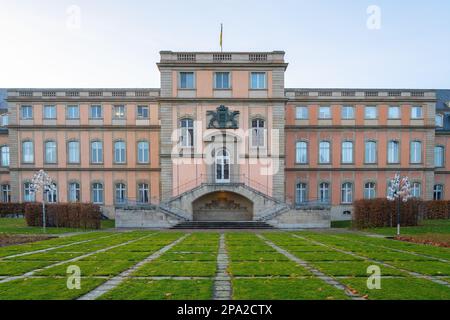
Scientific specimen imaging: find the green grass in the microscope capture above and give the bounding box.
[0,218,115,235]
[331,220,352,228]
[364,219,450,236]
[228,261,311,277]
[133,261,217,277]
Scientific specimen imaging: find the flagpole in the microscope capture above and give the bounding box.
[220,23,223,52]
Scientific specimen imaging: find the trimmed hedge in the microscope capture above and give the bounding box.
[421,201,450,220]
[0,203,26,217]
[353,198,421,229]
[25,203,101,229]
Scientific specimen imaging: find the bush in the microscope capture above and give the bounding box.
[0,203,26,217]
[421,201,450,220]
[25,203,101,229]
[353,198,421,229]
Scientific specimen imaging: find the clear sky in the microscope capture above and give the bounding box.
[0,0,449,89]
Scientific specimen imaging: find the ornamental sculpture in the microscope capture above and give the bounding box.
[207,105,240,129]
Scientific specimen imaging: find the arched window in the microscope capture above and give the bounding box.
[341,183,353,204]
[342,141,353,164]
[434,185,444,200]
[68,182,80,202]
[45,141,57,164]
[22,141,34,163]
[411,182,421,198]
[138,183,149,204]
[388,140,399,164]
[365,141,377,164]
[137,141,149,164]
[319,183,330,203]
[115,183,126,204]
[114,141,126,164]
[410,141,422,164]
[23,182,35,202]
[91,141,103,163]
[251,118,265,147]
[92,183,104,204]
[1,146,9,167]
[319,141,331,164]
[68,141,80,164]
[180,118,194,147]
[295,141,308,164]
[46,183,58,203]
[364,182,376,199]
[295,183,307,204]
[435,146,445,168]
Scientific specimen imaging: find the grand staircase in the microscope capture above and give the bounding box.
[171,221,274,230]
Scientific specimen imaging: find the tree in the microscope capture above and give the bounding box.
[30,170,56,232]
[387,173,412,235]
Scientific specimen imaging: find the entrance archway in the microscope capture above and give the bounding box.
[192,191,253,221]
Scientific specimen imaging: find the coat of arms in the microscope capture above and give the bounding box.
[207,105,240,129]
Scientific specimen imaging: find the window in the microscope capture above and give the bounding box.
[137,141,149,163]
[137,105,149,119]
[388,106,401,119]
[296,106,308,120]
[215,72,230,89]
[68,141,80,164]
[319,141,331,164]
[66,105,79,119]
[68,182,80,202]
[410,141,422,163]
[138,183,149,203]
[295,183,307,204]
[1,114,8,126]
[115,183,126,204]
[250,72,266,89]
[435,146,445,167]
[319,183,330,203]
[365,106,377,119]
[411,106,423,119]
[21,105,33,119]
[388,141,400,164]
[434,185,444,200]
[179,72,195,89]
[411,183,421,198]
[1,146,9,167]
[341,183,353,204]
[90,105,102,119]
[180,119,194,147]
[46,184,57,203]
[114,141,126,163]
[1,184,11,203]
[365,141,377,164]
[24,182,35,202]
[44,105,56,119]
[22,141,34,163]
[319,106,331,119]
[341,106,355,119]
[113,105,125,119]
[45,141,57,164]
[436,114,444,127]
[342,141,353,164]
[92,183,104,204]
[91,141,103,163]
[364,182,376,199]
[251,119,265,147]
[296,141,308,164]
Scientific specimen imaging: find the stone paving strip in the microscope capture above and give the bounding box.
[78,233,191,300]
[292,234,450,288]
[0,234,118,260]
[329,234,450,263]
[0,233,157,284]
[256,234,364,300]
[213,234,232,300]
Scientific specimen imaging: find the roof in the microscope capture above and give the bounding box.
[436,90,450,110]
[0,89,7,109]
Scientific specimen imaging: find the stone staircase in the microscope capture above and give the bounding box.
[171,221,274,229]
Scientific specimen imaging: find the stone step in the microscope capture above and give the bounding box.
[171,221,274,229]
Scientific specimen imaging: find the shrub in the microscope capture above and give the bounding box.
[25,203,101,229]
[0,203,26,217]
[421,201,450,220]
[353,198,421,229]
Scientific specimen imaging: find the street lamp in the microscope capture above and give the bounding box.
[387,173,411,236]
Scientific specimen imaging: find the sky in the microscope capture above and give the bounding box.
[0,0,449,89]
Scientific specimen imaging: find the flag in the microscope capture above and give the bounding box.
[220,23,223,51]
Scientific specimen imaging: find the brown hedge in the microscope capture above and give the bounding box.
[25,203,101,229]
[0,203,26,217]
[421,201,450,220]
[353,198,422,229]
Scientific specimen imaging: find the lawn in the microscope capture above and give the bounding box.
[363,219,450,236]
[0,229,448,300]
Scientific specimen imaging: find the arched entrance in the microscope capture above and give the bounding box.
[192,191,253,221]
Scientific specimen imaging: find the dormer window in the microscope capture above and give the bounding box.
[436,114,444,127]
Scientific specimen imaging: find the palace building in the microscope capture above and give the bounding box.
[1,51,449,228]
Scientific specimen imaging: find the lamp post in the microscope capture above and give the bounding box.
[387,173,411,236]
[30,170,56,233]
